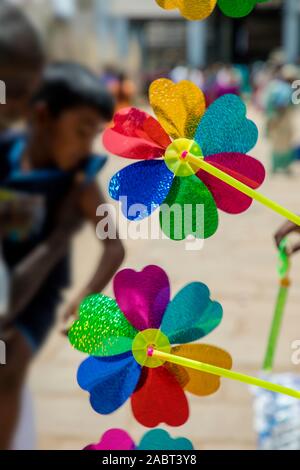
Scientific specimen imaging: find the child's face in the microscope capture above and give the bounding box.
[40,106,104,171]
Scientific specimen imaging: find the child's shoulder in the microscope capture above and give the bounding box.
[0,130,26,180]
[77,154,108,185]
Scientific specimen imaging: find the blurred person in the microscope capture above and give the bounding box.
[263,65,297,174]
[0,62,125,450]
[102,66,136,112]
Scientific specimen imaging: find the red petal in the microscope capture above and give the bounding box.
[131,367,189,427]
[103,107,171,159]
[197,152,266,214]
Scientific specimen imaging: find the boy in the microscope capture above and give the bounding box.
[0,62,125,449]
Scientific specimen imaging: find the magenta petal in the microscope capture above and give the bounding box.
[114,265,170,331]
[84,429,135,451]
[197,152,266,214]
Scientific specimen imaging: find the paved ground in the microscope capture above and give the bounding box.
[29,106,300,450]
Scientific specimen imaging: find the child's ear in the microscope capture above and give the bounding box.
[32,101,52,126]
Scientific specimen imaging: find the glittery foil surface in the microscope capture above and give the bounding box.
[138,429,194,451]
[155,0,217,21]
[103,107,171,160]
[84,429,136,451]
[197,152,266,214]
[161,282,223,344]
[77,352,142,414]
[194,94,258,156]
[159,175,219,240]
[218,0,262,18]
[172,344,232,396]
[131,366,189,427]
[114,265,170,331]
[149,79,206,140]
[109,160,174,221]
[68,294,138,356]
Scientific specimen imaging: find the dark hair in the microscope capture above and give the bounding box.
[32,62,115,121]
[0,2,44,68]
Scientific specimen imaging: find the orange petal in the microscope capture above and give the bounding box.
[155,0,217,21]
[165,362,190,388]
[149,79,206,140]
[172,343,232,396]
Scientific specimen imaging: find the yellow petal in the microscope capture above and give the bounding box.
[165,362,190,388]
[155,0,217,21]
[149,79,206,140]
[172,344,232,396]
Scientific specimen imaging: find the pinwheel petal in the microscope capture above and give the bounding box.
[161,282,223,344]
[138,429,194,451]
[159,175,218,240]
[197,152,266,214]
[77,352,142,414]
[194,94,258,156]
[84,429,136,451]
[218,0,258,18]
[149,79,206,140]
[103,107,171,160]
[68,294,138,356]
[172,344,232,396]
[109,160,174,221]
[156,0,217,21]
[114,265,170,331]
[131,367,189,427]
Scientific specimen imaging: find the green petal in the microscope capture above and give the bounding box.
[160,175,218,240]
[68,294,138,356]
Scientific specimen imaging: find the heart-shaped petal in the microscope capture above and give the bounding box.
[103,107,171,159]
[109,160,174,221]
[218,0,260,18]
[149,79,206,140]
[131,367,189,427]
[172,344,232,396]
[84,429,136,451]
[114,265,170,331]
[68,294,138,356]
[194,94,258,156]
[77,353,142,414]
[161,282,223,344]
[159,175,218,240]
[138,429,194,451]
[155,0,217,21]
[197,152,266,214]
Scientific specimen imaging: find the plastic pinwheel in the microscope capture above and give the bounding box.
[69,266,300,429]
[69,265,232,427]
[103,79,300,241]
[84,428,194,451]
[155,0,269,21]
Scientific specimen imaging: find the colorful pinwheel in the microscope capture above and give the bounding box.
[155,0,269,21]
[84,428,194,451]
[69,265,232,428]
[103,78,265,240]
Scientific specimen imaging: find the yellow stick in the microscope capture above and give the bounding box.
[188,155,300,226]
[152,349,300,399]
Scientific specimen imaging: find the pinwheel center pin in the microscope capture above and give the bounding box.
[132,328,171,368]
[164,138,204,177]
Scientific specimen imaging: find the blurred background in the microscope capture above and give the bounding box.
[4,0,300,450]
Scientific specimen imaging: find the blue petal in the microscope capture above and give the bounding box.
[109,160,173,221]
[194,94,258,155]
[161,282,223,344]
[77,352,142,414]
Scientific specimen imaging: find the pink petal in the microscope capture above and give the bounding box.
[103,107,171,159]
[197,152,266,214]
[114,265,170,331]
[84,429,135,451]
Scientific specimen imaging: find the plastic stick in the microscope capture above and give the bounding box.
[188,156,300,226]
[263,282,289,372]
[151,349,300,399]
